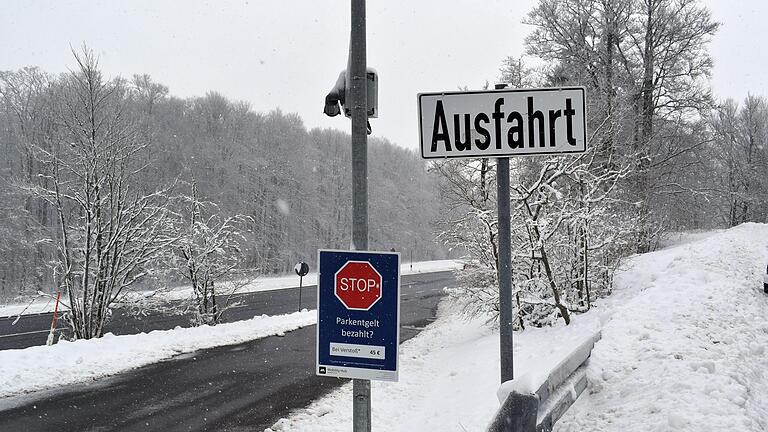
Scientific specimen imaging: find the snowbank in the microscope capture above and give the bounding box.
[657,229,724,249]
[9,223,764,429]
[157,259,462,302]
[0,260,462,317]
[268,303,600,432]
[555,223,768,432]
[0,310,315,399]
[271,224,768,431]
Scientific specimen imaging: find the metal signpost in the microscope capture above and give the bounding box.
[316,249,400,382]
[418,86,587,384]
[349,1,371,430]
[318,1,377,430]
[294,261,309,312]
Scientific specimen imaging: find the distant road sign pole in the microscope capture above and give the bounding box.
[350,1,370,431]
[295,262,309,312]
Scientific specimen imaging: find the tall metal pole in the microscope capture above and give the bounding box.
[350,1,371,430]
[495,83,514,384]
[497,158,514,383]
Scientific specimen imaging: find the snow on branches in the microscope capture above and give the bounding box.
[172,184,253,326]
[434,146,630,328]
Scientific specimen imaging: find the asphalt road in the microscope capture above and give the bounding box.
[0,280,322,350]
[0,272,438,350]
[0,271,455,431]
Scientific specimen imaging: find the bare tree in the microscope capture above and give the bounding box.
[434,145,627,327]
[131,74,169,117]
[28,47,177,339]
[432,158,500,320]
[173,184,252,326]
[709,96,768,225]
[624,0,719,250]
[498,56,539,88]
[525,0,719,251]
[0,67,57,296]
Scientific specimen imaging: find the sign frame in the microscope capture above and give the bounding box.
[316,249,401,382]
[418,86,587,159]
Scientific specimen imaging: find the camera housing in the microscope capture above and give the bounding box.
[324,68,378,119]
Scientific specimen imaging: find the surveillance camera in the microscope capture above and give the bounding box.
[323,69,378,119]
[324,71,346,117]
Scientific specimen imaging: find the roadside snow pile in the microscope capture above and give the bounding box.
[656,229,724,249]
[0,310,315,399]
[0,260,462,317]
[555,223,768,432]
[401,259,464,275]
[268,304,600,431]
[158,259,462,302]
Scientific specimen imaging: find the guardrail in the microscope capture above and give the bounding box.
[487,330,602,432]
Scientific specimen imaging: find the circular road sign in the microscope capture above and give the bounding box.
[334,261,382,311]
[294,262,309,277]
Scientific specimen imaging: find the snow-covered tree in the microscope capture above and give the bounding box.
[28,48,177,339]
[708,96,768,225]
[0,59,448,298]
[0,67,57,297]
[173,184,252,326]
[432,158,500,320]
[525,0,719,251]
[434,142,627,327]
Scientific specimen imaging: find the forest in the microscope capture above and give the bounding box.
[0,50,444,313]
[1,0,768,334]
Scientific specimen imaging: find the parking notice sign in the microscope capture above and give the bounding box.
[316,249,400,382]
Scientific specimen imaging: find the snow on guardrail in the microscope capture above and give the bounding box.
[490,330,601,432]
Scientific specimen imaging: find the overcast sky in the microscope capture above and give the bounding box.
[1,0,765,152]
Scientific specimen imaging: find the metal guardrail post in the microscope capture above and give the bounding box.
[487,392,539,432]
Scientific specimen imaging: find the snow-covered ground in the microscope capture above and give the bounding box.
[267,301,600,432]
[0,259,462,318]
[4,225,767,430]
[0,260,460,401]
[156,259,461,302]
[0,310,315,399]
[656,228,725,249]
[269,224,768,431]
[555,223,768,432]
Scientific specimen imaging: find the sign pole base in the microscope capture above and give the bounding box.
[353,379,371,432]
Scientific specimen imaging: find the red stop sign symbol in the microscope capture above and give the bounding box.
[334,261,383,310]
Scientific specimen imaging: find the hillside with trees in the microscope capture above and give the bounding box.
[0,49,445,305]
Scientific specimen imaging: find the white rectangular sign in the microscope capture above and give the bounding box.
[330,342,386,360]
[418,87,587,159]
